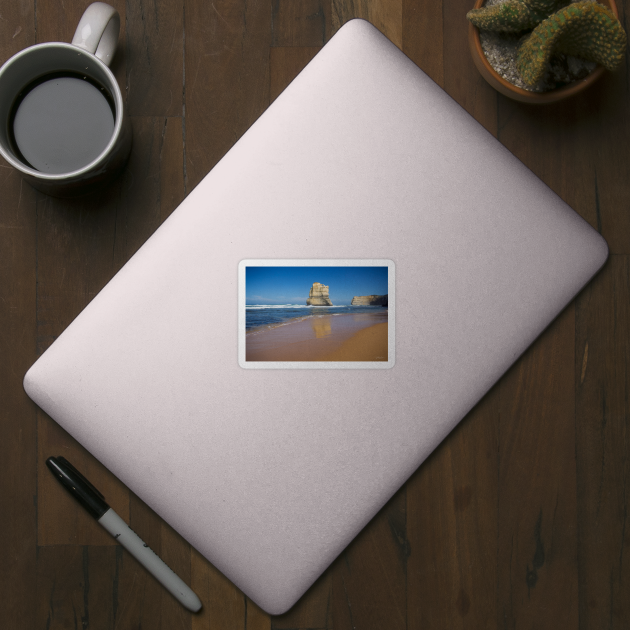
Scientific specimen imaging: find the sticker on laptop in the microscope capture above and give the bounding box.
[238,259,394,369]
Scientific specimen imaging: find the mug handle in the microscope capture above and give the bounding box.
[71,2,120,67]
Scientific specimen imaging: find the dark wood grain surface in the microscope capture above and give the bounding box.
[1,0,628,628]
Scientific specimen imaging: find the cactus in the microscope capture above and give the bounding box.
[467,0,568,33]
[516,1,627,85]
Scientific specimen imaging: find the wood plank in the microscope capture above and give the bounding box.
[492,35,626,627]
[270,47,321,103]
[159,117,187,220]
[493,61,629,256]
[247,600,271,630]
[497,305,578,628]
[331,0,402,48]
[271,573,332,629]
[190,549,247,630]
[112,116,185,270]
[496,97,598,222]
[184,0,272,192]
[575,255,630,629]
[36,545,118,630]
[36,0,123,45]
[0,0,36,56]
[407,393,499,629]
[583,72,630,254]
[443,0,497,131]
[188,546,270,630]
[0,5,38,629]
[331,486,407,630]
[126,0,183,116]
[38,462,195,627]
[33,187,121,355]
[271,0,332,46]
[0,130,38,630]
[492,65,617,630]
[402,0,444,88]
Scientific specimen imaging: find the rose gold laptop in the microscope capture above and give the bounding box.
[24,19,607,614]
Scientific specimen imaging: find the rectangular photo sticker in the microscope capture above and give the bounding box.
[238,260,395,369]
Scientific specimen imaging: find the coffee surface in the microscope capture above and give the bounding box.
[12,74,115,174]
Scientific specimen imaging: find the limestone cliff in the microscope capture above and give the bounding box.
[306,282,333,306]
[351,294,388,306]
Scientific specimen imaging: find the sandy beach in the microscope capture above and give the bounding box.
[245,311,388,362]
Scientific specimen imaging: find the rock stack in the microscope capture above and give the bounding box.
[306,282,333,306]
[351,294,388,306]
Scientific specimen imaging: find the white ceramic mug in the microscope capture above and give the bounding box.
[0,2,131,197]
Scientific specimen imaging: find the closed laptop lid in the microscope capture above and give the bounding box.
[24,19,607,614]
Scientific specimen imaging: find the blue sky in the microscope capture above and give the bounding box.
[245,266,388,305]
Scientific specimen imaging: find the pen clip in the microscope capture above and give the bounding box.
[53,456,106,501]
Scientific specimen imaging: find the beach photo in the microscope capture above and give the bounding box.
[238,260,394,368]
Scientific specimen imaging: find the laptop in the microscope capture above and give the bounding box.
[23,19,608,614]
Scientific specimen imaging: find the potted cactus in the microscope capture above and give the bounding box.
[467,0,627,103]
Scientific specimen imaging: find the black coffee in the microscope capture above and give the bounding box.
[10,73,115,174]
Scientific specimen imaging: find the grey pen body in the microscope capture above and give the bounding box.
[98,507,202,612]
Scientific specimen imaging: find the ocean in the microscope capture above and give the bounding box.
[245,304,387,332]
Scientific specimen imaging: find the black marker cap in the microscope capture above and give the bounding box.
[46,456,110,519]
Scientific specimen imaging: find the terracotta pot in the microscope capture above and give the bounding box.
[468,0,619,103]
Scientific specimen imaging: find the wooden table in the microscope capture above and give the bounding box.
[1,1,628,628]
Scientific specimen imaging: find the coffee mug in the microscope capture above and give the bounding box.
[0,2,132,197]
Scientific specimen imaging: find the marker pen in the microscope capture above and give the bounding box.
[46,456,202,613]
